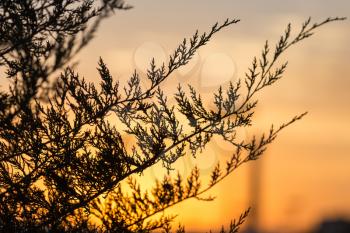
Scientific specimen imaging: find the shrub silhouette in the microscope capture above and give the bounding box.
[0,1,345,232]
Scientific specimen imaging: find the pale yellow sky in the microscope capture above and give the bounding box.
[70,1,350,232]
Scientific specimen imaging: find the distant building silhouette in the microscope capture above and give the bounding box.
[244,159,263,233]
[244,227,259,233]
[312,218,350,233]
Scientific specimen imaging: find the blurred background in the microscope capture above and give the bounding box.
[70,1,350,232]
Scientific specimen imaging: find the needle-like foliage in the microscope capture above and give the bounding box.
[0,1,346,232]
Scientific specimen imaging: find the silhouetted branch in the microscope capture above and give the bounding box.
[0,1,346,232]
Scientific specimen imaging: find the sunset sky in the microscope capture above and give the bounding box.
[73,1,349,232]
